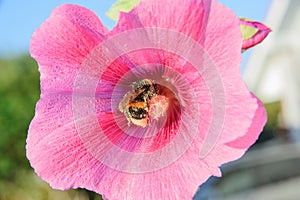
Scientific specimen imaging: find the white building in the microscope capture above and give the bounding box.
[243,0,300,140]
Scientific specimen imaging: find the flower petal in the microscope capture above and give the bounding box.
[99,155,212,200]
[27,95,74,151]
[27,95,113,192]
[202,0,242,73]
[201,94,267,172]
[30,4,107,69]
[39,65,78,94]
[111,0,211,42]
[226,94,267,149]
[52,4,108,35]
[240,18,271,51]
[27,122,97,190]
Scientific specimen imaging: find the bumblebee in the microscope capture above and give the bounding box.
[119,79,158,127]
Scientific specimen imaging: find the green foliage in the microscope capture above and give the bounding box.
[0,54,40,181]
[0,54,38,198]
[264,101,281,130]
[240,21,258,40]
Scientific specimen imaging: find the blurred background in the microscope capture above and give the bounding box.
[1,0,299,200]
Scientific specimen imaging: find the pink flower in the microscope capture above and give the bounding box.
[26,0,267,200]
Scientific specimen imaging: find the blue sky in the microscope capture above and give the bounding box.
[0,0,271,58]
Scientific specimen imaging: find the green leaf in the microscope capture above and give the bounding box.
[106,0,141,21]
[240,22,258,40]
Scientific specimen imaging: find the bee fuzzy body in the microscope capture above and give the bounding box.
[119,79,158,127]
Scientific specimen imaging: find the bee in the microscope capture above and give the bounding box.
[119,79,158,127]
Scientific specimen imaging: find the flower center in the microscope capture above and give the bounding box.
[118,79,173,128]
